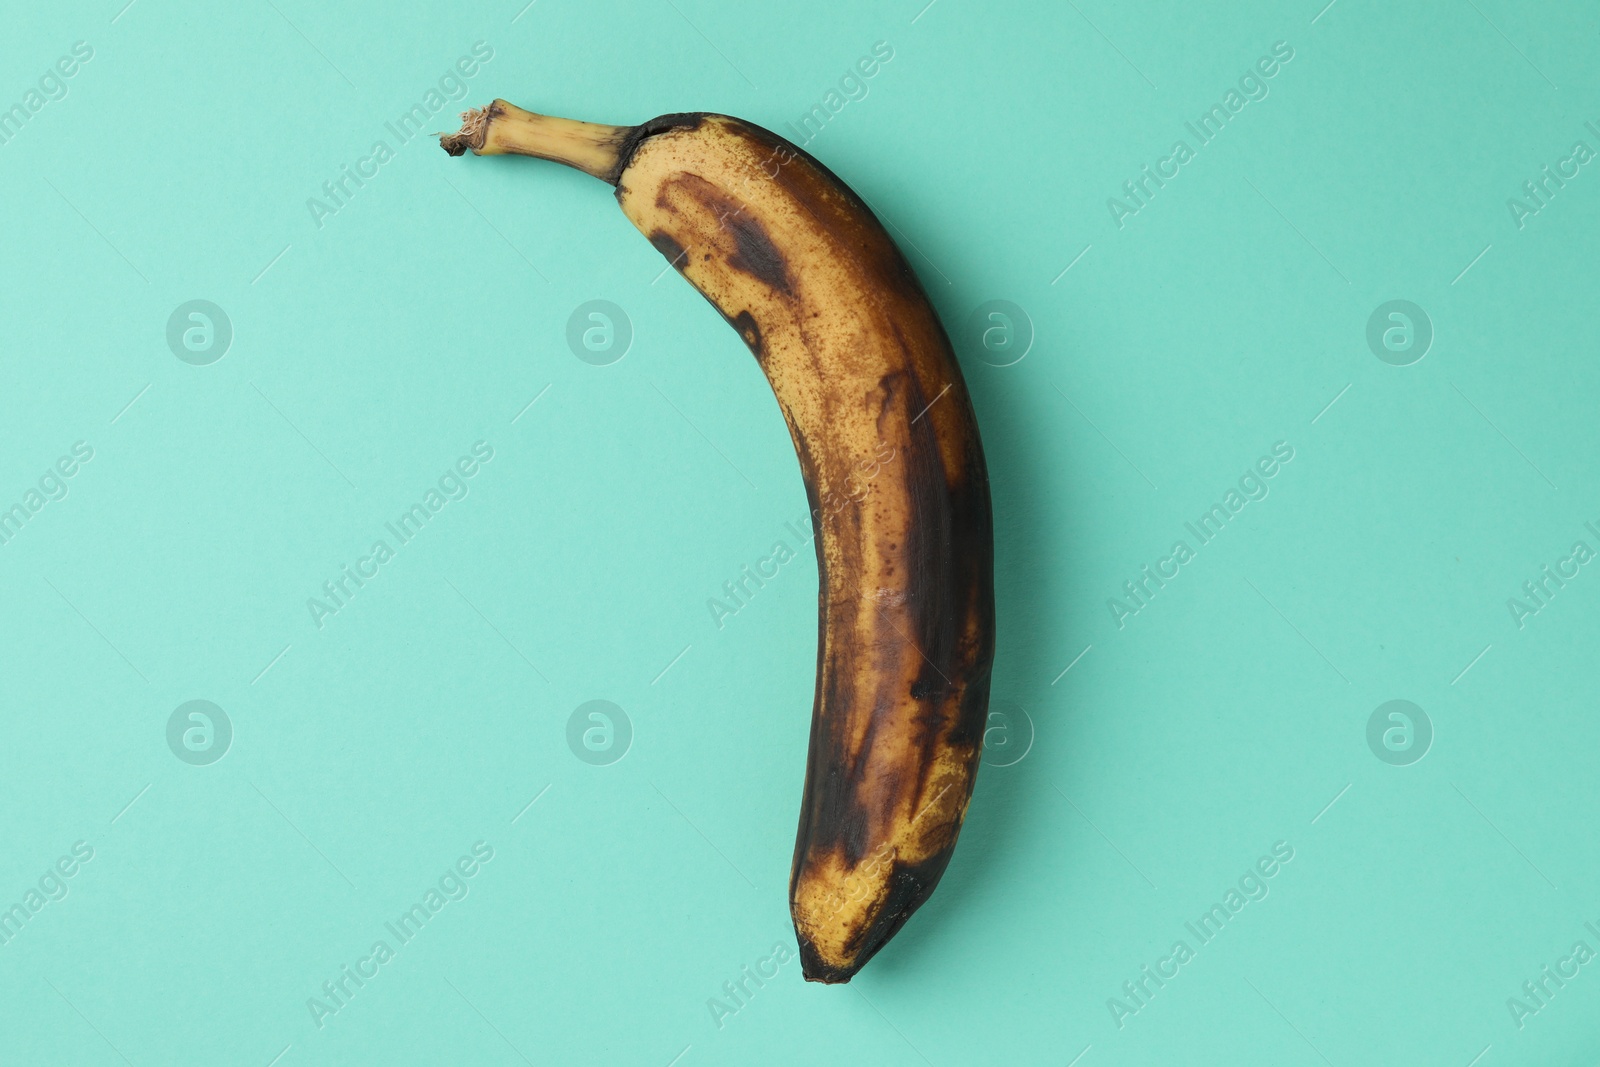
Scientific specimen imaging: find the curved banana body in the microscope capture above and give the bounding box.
[443,102,995,983]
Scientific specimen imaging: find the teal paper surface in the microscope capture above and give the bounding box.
[2,0,1598,1063]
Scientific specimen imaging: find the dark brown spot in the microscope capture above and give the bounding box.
[711,307,765,357]
[648,231,687,271]
[724,213,792,294]
[653,171,794,295]
[732,310,763,353]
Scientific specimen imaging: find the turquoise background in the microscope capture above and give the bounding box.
[2,0,1599,1063]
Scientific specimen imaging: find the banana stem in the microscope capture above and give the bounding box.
[440,100,630,182]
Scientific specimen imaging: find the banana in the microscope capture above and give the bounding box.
[443,101,995,983]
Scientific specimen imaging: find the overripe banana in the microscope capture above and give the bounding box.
[442,101,995,983]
